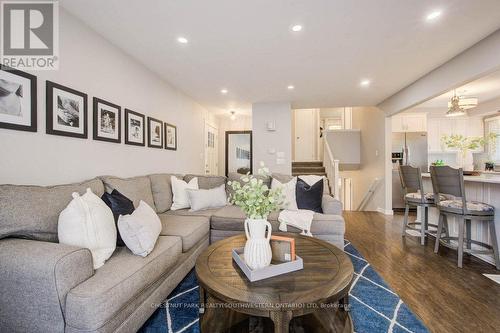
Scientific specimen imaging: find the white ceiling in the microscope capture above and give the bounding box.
[61,0,500,115]
[418,70,500,108]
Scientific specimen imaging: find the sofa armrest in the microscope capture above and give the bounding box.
[0,239,94,333]
[322,195,343,215]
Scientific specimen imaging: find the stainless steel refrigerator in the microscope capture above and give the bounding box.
[392,132,428,210]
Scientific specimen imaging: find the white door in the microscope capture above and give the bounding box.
[294,109,319,161]
[204,123,218,175]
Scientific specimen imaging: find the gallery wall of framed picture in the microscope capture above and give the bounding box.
[0,66,179,152]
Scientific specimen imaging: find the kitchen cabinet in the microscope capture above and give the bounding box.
[392,113,427,132]
[427,116,484,153]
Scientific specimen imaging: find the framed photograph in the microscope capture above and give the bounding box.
[124,109,145,146]
[147,117,163,148]
[93,97,121,143]
[46,81,88,138]
[0,65,37,132]
[165,123,177,150]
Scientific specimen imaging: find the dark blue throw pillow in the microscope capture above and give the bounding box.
[295,177,323,213]
[101,189,135,246]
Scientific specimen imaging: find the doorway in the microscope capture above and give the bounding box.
[204,122,218,175]
[293,109,320,161]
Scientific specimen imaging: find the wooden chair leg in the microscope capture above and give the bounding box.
[488,219,500,271]
[443,215,449,239]
[457,218,465,268]
[466,219,472,250]
[434,213,444,253]
[421,206,427,245]
[402,204,409,237]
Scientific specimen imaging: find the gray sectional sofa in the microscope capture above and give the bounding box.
[0,172,344,333]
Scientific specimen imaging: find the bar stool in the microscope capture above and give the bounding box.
[399,165,441,245]
[430,166,500,269]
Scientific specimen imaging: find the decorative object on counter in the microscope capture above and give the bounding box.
[227,162,284,270]
[441,133,498,171]
[485,161,495,172]
[430,166,499,270]
[399,165,441,245]
[270,235,296,263]
[0,65,37,132]
[431,159,445,166]
[46,81,88,138]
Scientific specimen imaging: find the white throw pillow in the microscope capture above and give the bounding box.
[271,177,298,210]
[58,188,117,269]
[170,176,198,210]
[118,200,161,257]
[187,184,227,211]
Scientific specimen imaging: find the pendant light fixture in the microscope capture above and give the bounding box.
[446,90,467,117]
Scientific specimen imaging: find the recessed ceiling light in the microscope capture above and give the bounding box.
[220,89,228,94]
[291,25,302,32]
[426,10,442,21]
[360,79,370,87]
[177,37,188,44]
[287,85,295,90]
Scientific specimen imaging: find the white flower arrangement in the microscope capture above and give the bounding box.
[227,162,284,219]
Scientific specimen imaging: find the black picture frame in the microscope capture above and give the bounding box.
[225,130,253,176]
[93,97,121,143]
[164,123,177,151]
[147,116,163,149]
[46,81,88,139]
[0,65,37,132]
[124,108,145,146]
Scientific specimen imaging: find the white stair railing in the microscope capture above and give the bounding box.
[356,178,380,211]
[323,139,340,200]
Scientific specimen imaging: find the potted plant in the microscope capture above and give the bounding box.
[227,162,283,270]
[441,133,498,171]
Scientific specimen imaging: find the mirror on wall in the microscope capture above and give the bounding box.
[225,131,252,176]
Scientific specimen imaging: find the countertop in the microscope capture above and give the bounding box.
[421,172,500,184]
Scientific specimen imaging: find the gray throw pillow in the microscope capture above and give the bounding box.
[187,184,227,211]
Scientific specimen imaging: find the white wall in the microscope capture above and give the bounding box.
[340,107,387,212]
[0,9,212,185]
[252,102,292,174]
[217,115,252,176]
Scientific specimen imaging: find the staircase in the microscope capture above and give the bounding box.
[292,161,326,176]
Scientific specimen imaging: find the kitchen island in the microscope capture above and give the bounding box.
[417,173,500,266]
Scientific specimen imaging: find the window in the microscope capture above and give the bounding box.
[485,116,500,162]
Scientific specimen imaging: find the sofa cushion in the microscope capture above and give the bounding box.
[184,174,226,189]
[273,173,330,195]
[148,173,183,213]
[164,207,222,218]
[65,236,181,331]
[0,178,104,242]
[158,214,209,252]
[211,205,344,236]
[101,175,155,210]
[211,205,279,230]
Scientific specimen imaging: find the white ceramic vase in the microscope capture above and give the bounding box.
[457,150,474,171]
[243,218,272,270]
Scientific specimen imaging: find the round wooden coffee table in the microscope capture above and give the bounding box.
[195,233,354,333]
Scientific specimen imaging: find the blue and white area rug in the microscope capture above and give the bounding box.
[139,240,428,333]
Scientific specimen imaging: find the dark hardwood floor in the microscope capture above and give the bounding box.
[343,211,500,333]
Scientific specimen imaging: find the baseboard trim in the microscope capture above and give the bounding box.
[377,208,394,215]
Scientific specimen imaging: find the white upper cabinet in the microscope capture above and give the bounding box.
[427,116,484,153]
[392,113,427,132]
